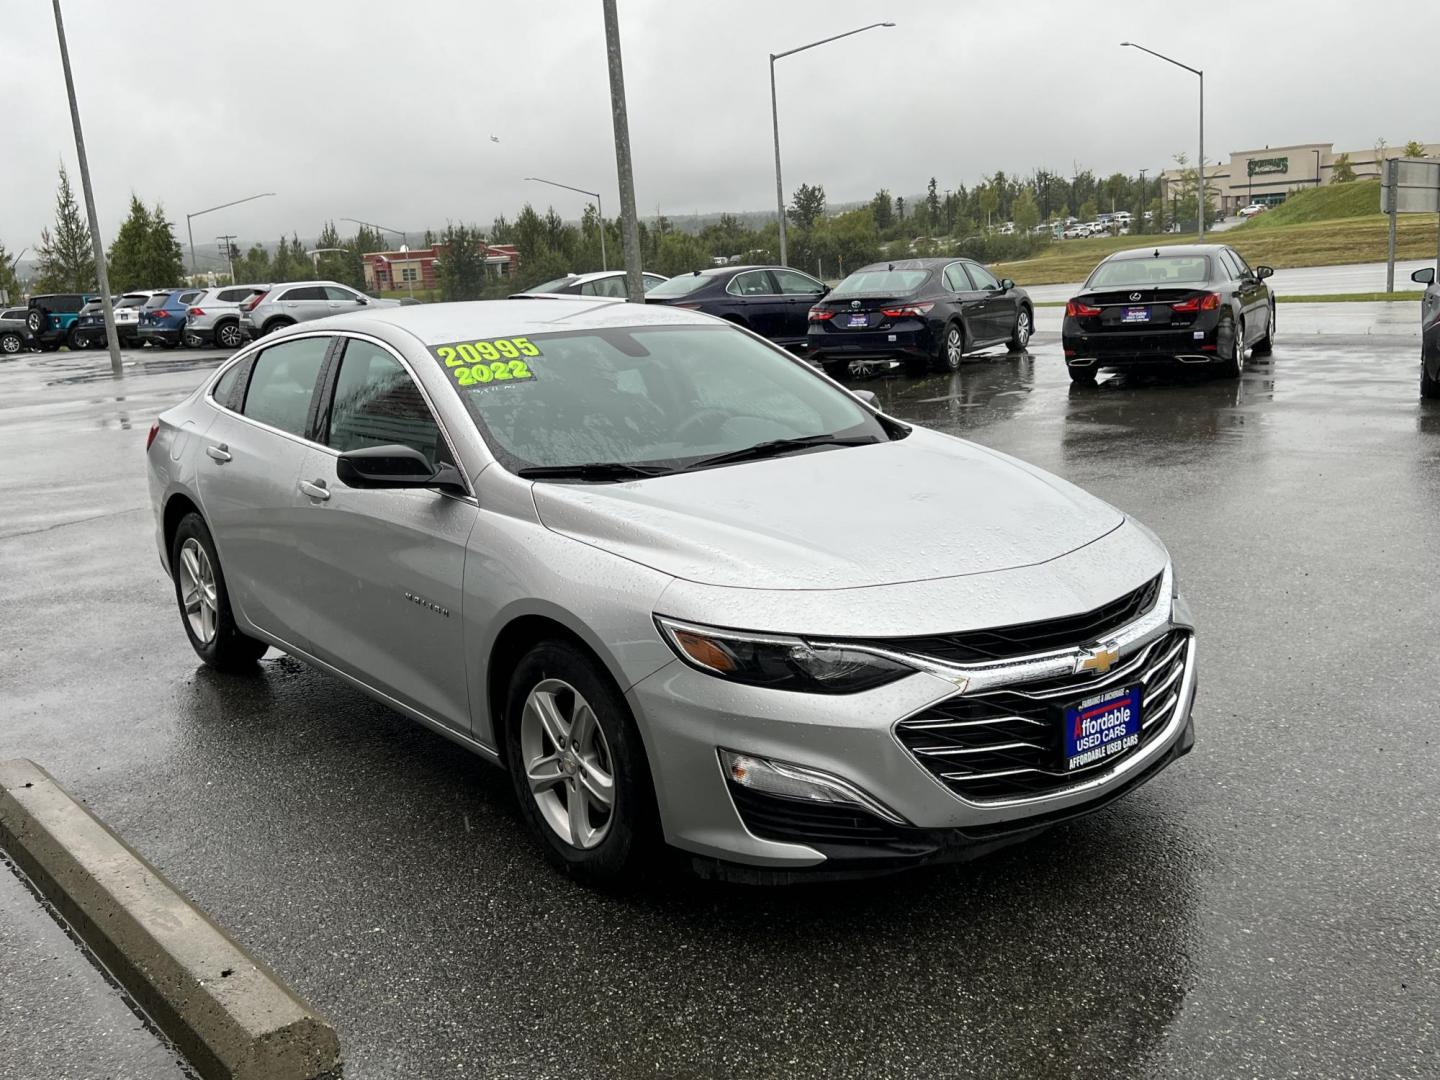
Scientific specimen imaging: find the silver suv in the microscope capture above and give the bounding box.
[184,284,269,349]
[238,280,398,338]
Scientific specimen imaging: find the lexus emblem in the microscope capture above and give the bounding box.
[850,300,862,309]
[1076,642,1120,676]
[1129,292,1142,301]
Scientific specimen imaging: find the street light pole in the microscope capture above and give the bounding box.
[770,21,895,267]
[342,218,410,295]
[1121,42,1204,241]
[1314,148,1323,187]
[51,0,121,378]
[524,178,607,271]
[601,0,643,302]
[186,192,276,278]
[1137,169,1147,235]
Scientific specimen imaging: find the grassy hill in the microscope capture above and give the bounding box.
[994,180,1431,285]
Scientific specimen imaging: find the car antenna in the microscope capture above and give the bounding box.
[888,263,895,271]
[1152,249,1161,258]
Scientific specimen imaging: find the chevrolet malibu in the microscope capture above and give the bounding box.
[146,300,1196,885]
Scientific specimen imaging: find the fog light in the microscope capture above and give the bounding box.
[719,750,907,825]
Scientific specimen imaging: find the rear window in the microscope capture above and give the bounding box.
[647,274,714,299]
[117,295,149,309]
[526,276,577,294]
[1087,256,1211,289]
[829,269,931,298]
[143,293,173,309]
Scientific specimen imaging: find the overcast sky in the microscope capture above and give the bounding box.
[3,0,1437,266]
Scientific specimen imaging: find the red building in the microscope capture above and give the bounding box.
[363,243,520,293]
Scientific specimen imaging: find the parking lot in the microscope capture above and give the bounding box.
[1,305,1437,1079]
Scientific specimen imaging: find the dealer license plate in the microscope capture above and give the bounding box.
[846,313,869,328]
[1061,684,1142,772]
[1121,306,1150,323]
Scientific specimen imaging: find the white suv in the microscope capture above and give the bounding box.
[238,281,399,338]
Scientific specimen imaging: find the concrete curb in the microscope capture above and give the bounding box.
[0,759,341,1080]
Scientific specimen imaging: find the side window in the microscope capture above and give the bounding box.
[729,270,777,296]
[943,264,969,291]
[240,337,330,437]
[581,276,627,298]
[324,286,361,302]
[179,291,201,304]
[1227,249,1253,277]
[772,269,825,296]
[210,361,244,409]
[1215,251,1240,279]
[965,263,1001,291]
[281,286,325,302]
[324,340,443,462]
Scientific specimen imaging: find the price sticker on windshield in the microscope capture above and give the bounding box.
[431,337,541,388]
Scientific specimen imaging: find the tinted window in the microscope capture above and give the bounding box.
[965,263,1001,290]
[143,293,172,309]
[117,295,149,309]
[772,269,825,296]
[324,340,442,461]
[216,288,252,303]
[1228,248,1254,276]
[1087,256,1211,288]
[580,276,628,298]
[729,270,776,296]
[942,264,969,291]
[178,291,201,304]
[829,269,930,298]
[647,273,714,298]
[43,295,85,313]
[324,286,361,302]
[280,286,326,302]
[241,337,329,437]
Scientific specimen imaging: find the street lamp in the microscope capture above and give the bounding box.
[1121,42,1204,240]
[771,21,895,266]
[341,217,408,249]
[186,192,275,278]
[524,177,607,271]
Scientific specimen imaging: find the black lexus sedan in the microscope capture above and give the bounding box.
[805,257,1033,376]
[645,265,827,350]
[1061,244,1275,384]
[1413,266,1440,398]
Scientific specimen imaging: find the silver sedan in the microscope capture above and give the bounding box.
[145,299,1197,885]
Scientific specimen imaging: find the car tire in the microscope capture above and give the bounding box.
[1068,366,1097,385]
[262,318,294,336]
[504,639,656,888]
[1216,315,1245,379]
[0,332,22,355]
[1252,304,1275,355]
[66,328,88,351]
[183,329,204,349]
[932,321,964,373]
[1008,307,1032,352]
[216,321,244,349]
[153,337,176,350]
[170,512,268,673]
[25,308,45,335]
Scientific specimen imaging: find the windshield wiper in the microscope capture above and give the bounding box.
[516,462,676,481]
[683,434,880,472]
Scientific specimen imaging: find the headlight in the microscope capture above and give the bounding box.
[655,617,914,694]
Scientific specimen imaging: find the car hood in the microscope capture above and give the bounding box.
[531,427,1124,590]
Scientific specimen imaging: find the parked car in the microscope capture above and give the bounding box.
[1061,244,1275,384]
[806,258,1034,376]
[24,293,98,350]
[0,307,38,355]
[145,299,1196,885]
[1062,223,1090,240]
[510,270,669,299]
[184,284,268,349]
[66,298,115,349]
[71,294,154,349]
[1237,203,1268,219]
[645,265,826,350]
[138,288,203,349]
[239,281,399,338]
[1412,266,1440,398]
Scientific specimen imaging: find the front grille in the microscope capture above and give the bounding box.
[895,628,1191,802]
[869,573,1162,666]
[728,784,923,850]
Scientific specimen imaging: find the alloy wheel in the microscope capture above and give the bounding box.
[519,678,615,850]
[946,326,963,368]
[1015,310,1031,348]
[1,335,19,354]
[217,323,243,349]
[178,538,218,644]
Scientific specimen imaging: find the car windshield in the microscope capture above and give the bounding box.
[1087,256,1211,288]
[431,324,888,474]
[645,274,714,298]
[829,269,930,298]
[526,277,576,294]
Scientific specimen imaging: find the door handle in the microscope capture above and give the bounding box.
[298,479,331,501]
[205,443,231,463]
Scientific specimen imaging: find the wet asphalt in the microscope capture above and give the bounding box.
[0,307,1437,1079]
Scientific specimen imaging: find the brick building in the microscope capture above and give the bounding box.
[362,243,520,293]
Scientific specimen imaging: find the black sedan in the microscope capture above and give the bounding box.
[1061,244,1275,384]
[805,257,1033,376]
[1413,266,1440,398]
[645,265,828,350]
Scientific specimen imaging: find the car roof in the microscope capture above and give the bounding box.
[306,297,715,347]
[854,258,956,272]
[557,270,665,285]
[1105,244,1228,261]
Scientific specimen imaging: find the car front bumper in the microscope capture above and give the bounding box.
[626,593,1197,880]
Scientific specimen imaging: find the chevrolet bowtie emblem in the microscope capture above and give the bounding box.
[1076,643,1119,675]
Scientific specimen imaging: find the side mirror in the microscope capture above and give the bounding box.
[999,277,1016,292]
[1255,266,1275,280]
[851,389,879,408]
[355,296,369,305]
[1412,267,1436,286]
[817,286,830,298]
[336,444,466,493]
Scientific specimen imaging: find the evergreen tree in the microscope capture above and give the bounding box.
[787,183,826,231]
[869,190,894,232]
[107,196,151,291]
[234,244,271,284]
[140,203,185,287]
[33,165,95,293]
[437,223,487,301]
[925,178,941,226]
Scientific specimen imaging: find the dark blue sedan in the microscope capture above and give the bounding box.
[645,265,828,350]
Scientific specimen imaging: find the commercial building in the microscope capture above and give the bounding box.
[362,243,520,293]
[1159,141,1440,217]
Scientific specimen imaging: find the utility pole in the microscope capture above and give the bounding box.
[1137,170,1147,235]
[51,0,121,378]
[216,235,237,284]
[602,0,644,303]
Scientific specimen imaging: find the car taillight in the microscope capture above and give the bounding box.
[188,307,204,317]
[146,421,160,451]
[808,308,834,321]
[1065,300,1102,317]
[1172,292,1221,312]
[880,303,935,317]
[242,291,268,312]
